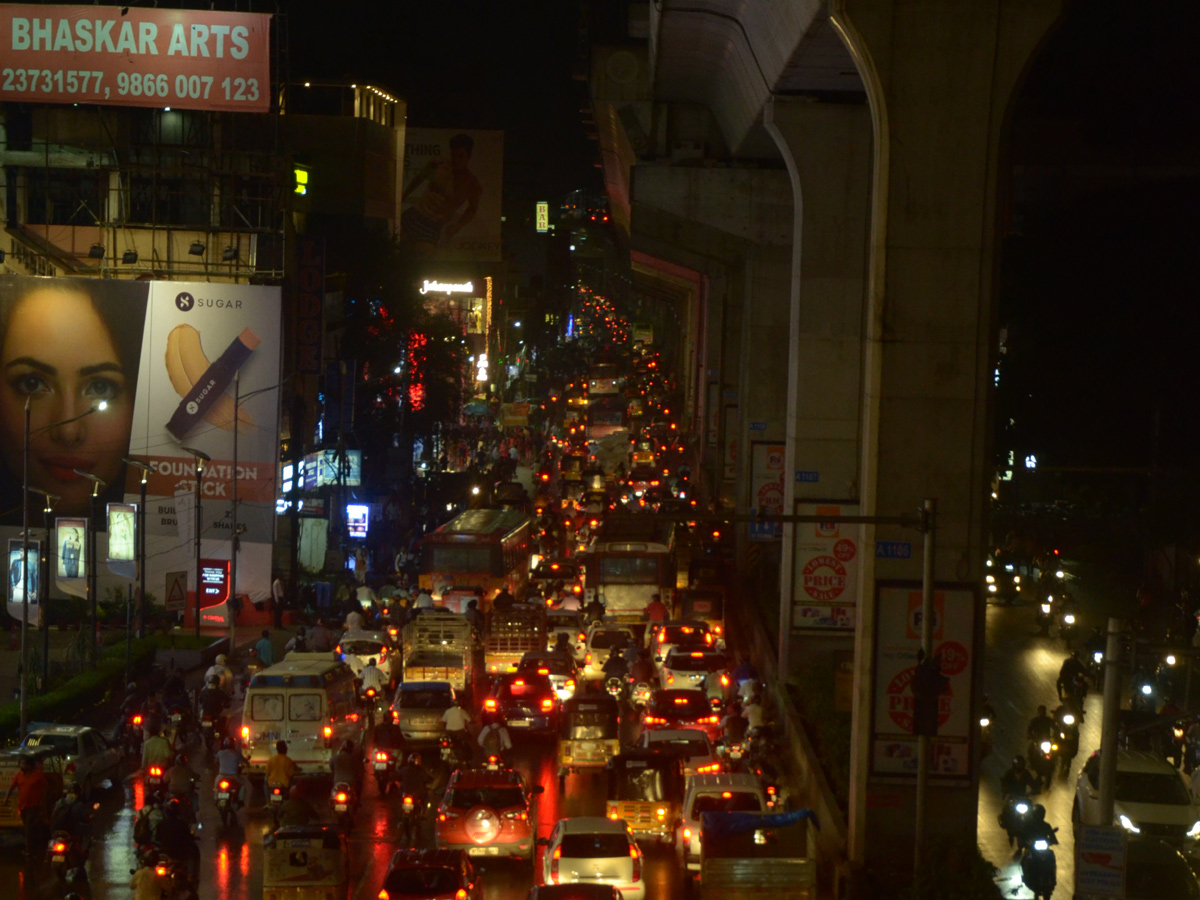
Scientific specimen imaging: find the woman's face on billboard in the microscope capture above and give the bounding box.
[0,286,133,514]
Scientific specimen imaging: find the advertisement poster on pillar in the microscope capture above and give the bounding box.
[870,584,975,780]
[0,275,281,606]
[6,539,39,623]
[792,503,860,630]
[748,442,784,542]
[55,517,87,598]
[401,128,503,262]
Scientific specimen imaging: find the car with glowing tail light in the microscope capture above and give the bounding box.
[539,817,646,900]
[435,767,542,862]
[378,847,482,900]
[635,729,721,779]
[336,630,397,687]
[516,652,579,702]
[482,672,560,734]
[641,689,723,744]
[646,620,714,667]
[659,649,727,693]
[676,772,769,874]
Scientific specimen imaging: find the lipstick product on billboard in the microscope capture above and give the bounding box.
[166,327,260,439]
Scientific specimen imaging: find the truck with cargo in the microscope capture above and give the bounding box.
[697,810,817,900]
[484,602,547,675]
[584,516,677,624]
[402,609,475,692]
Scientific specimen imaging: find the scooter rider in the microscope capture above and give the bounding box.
[50,782,92,851]
[214,738,248,803]
[155,798,199,883]
[166,754,197,815]
[360,658,387,694]
[442,697,474,762]
[204,654,234,694]
[1001,756,1037,796]
[396,753,433,807]
[278,785,319,828]
[1027,705,1056,744]
[1056,653,1088,702]
[330,740,362,797]
[141,726,173,770]
[629,649,656,686]
[197,675,231,733]
[602,647,629,681]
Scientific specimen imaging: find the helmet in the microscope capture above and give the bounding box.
[164,796,184,816]
[174,754,187,766]
[215,654,227,666]
[222,738,234,750]
[289,785,302,800]
[126,681,138,692]
[341,740,354,753]
[1012,756,1026,769]
[407,753,422,767]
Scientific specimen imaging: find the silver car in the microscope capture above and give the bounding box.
[540,817,645,900]
[389,681,456,744]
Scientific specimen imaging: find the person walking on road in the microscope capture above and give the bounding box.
[4,756,48,857]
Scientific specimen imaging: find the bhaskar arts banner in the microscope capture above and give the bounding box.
[401,128,503,262]
[0,275,281,603]
[0,5,271,112]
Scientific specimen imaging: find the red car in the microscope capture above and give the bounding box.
[641,689,721,743]
[378,848,481,900]
[435,766,543,862]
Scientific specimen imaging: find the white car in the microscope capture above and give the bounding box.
[336,630,397,685]
[659,649,725,692]
[646,620,713,667]
[540,817,645,900]
[635,728,720,778]
[583,624,637,681]
[1075,750,1200,843]
[21,725,121,798]
[546,609,587,662]
[517,651,579,702]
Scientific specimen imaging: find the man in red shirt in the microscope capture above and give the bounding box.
[4,756,49,856]
[643,593,668,623]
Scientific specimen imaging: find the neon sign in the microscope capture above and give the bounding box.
[420,280,474,295]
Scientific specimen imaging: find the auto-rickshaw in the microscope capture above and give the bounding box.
[604,748,685,845]
[263,825,348,900]
[679,587,726,648]
[557,693,621,785]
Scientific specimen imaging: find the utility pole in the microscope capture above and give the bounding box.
[913,498,937,873]
[1098,617,1123,824]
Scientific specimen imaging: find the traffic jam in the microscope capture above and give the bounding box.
[0,295,799,900]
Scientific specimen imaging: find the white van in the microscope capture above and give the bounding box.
[240,652,363,778]
[675,772,767,872]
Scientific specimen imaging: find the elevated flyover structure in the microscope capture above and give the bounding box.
[590,0,1062,888]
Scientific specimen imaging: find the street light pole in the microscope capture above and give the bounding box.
[123,458,152,639]
[19,400,106,737]
[29,489,58,698]
[72,470,106,669]
[181,447,210,638]
[231,372,239,653]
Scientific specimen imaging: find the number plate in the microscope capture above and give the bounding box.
[509,720,531,728]
[334,804,348,813]
[217,792,230,800]
[287,839,311,849]
[373,762,388,771]
[468,846,499,856]
[52,854,65,863]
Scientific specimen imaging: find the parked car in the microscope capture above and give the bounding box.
[1074,750,1200,844]
[21,724,121,798]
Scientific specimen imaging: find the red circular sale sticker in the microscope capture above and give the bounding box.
[833,538,857,561]
[935,641,969,676]
[801,555,847,602]
[886,666,954,732]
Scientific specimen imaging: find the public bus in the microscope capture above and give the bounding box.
[586,395,627,443]
[419,508,533,611]
[583,516,677,624]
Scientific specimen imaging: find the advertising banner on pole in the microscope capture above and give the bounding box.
[7,538,40,623]
[748,442,784,541]
[54,516,87,598]
[401,128,503,262]
[0,275,281,604]
[791,503,860,631]
[0,5,271,113]
[870,582,975,780]
[106,502,136,578]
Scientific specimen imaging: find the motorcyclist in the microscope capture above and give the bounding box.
[265,740,298,796]
[1020,803,1058,851]
[360,658,387,695]
[721,700,748,743]
[141,726,174,771]
[278,785,319,828]
[442,697,473,761]
[214,738,248,802]
[166,754,197,815]
[204,654,234,694]
[155,797,199,882]
[629,649,657,686]
[161,669,188,710]
[197,675,231,736]
[129,850,168,900]
[602,647,629,681]
[119,681,141,718]
[583,596,606,624]
[373,712,404,753]
[1056,653,1088,702]
[396,753,433,806]
[553,631,574,656]
[1001,755,1037,797]
[50,782,92,851]
[1027,705,1056,743]
[330,740,362,797]
[478,721,513,760]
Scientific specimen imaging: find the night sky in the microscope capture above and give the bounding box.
[283,0,599,204]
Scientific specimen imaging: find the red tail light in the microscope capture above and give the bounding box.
[375,751,389,762]
[541,698,554,711]
[52,842,66,852]
[378,891,390,900]
[241,725,250,741]
[148,766,162,777]
[218,780,230,790]
[335,792,348,803]
[155,865,168,877]
[630,843,642,881]
[323,726,333,739]
[484,698,496,711]
[456,891,468,900]
[551,845,561,881]
[132,714,143,725]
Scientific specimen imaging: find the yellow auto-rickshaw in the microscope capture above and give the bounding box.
[263,825,348,900]
[557,693,621,786]
[605,748,684,845]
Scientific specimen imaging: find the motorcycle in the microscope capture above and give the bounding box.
[630,681,653,710]
[145,764,167,801]
[1058,610,1078,647]
[47,830,87,883]
[165,704,194,749]
[124,712,145,759]
[980,715,993,757]
[1027,739,1057,791]
[361,686,384,729]
[372,749,396,795]
[605,676,627,702]
[134,842,197,900]
[214,775,242,827]
[267,782,288,826]
[1087,648,1105,685]
[439,735,471,769]
[1020,828,1059,900]
[330,782,357,832]
[199,713,222,755]
[716,738,749,772]
[1055,711,1080,775]
[998,795,1034,847]
[1036,598,1054,637]
[398,794,424,846]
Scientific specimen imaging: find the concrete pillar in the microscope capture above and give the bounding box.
[829,0,1062,880]
[763,98,873,675]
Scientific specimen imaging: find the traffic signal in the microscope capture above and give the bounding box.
[912,655,949,737]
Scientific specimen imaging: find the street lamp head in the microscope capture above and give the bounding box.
[180,446,211,463]
[94,401,107,412]
[71,470,105,496]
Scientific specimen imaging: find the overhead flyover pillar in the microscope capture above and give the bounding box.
[829,0,1062,884]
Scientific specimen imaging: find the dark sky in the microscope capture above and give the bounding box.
[999,5,1200,471]
[281,0,599,202]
